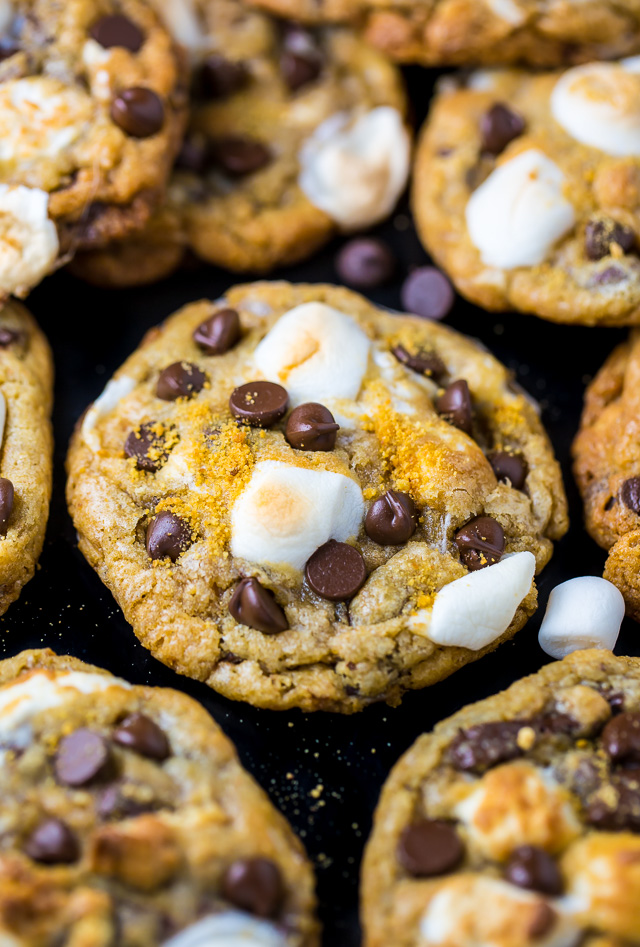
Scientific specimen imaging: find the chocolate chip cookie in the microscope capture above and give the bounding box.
[0,0,187,298]
[66,282,567,712]
[413,60,640,327]
[0,648,318,945]
[69,0,410,285]
[362,648,640,947]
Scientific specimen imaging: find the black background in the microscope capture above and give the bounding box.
[3,68,640,945]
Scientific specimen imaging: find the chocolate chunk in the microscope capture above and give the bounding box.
[0,477,14,533]
[230,381,289,427]
[397,820,464,877]
[504,846,563,895]
[222,857,284,918]
[111,87,164,138]
[305,540,367,601]
[200,55,249,99]
[480,103,526,155]
[229,578,288,635]
[488,451,528,490]
[448,721,526,772]
[401,267,454,321]
[335,238,395,289]
[455,515,505,571]
[365,490,416,545]
[585,218,636,261]
[90,14,144,52]
[392,344,446,380]
[0,327,21,347]
[24,819,79,864]
[212,136,272,176]
[113,713,170,761]
[436,380,473,435]
[280,25,323,91]
[586,769,640,831]
[601,712,640,765]
[146,512,191,562]
[193,309,241,355]
[592,265,627,286]
[124,422,172,472]
[285,403,339,451]
[156,362,206,401]
[534,712,577,735]
[55,729,112,787]
[620,477,640,514]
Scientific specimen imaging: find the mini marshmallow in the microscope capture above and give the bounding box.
[0,185,58,298]
[299,106,410,230]
[410,551,536,650]
[231,460,364,571]
[253,302,370,406]
[162,913,288,947]
[154,0,209,61]
[465,149,575,269]
[81,375,136,451]
[537,576,624,660]
[486,0,527,25]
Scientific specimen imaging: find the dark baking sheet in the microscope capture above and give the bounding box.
[2,66,639,945]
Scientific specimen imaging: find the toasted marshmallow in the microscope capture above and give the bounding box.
[299,106,410,230]
[231,460,364,571]
[551,61,640,157]
[563,834,640,941]
[486,0,528,25]
[253,302,370,407]
[0,77,92,163]
[0,185,58,298]
[154,0,209,61]
[163,913,288,947]
[410,551,535,650]
[538,576,624,660]
[465,149,575,269]
[81,375,136,451]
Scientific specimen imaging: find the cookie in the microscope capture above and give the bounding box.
[243,0,640,68]
[69,0,410,285]
[0,0,187,298]
[66,281,567,712]
[413,60,640,327]
[362,648,640,947]
[0,648,318,945]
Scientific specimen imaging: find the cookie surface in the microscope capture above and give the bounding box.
[362,648,640,947]
[0,648,318,946]
[413,60,640,327]
[66,282,567,712]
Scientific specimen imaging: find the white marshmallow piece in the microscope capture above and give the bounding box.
[0,0,13,35]
[153,0,209,62]
[0,77,92,163]
[299,106,410,230]
[253,302,370,406]
[231,460,364,571]
[486,0,527,25]
[81,375,136,451]
[551,61,640,157]
[162,913,288,947]
[465,149,575,269]
[410,551,536,650]
[0,185,58,298]
[538,576,625,660]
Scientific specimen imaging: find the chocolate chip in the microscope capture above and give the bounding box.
[0,327,21,347]
[397,820,464,877]
[488,451,528,490]
[392,344,446,380]
[222,857,284,917]
[200,55,249,99]
[193,309,241,355]
[436,380,473,435]
[591,265,627,286]
[24,819,79,864]
[280,25,323,91]
[401,267,454,321]
[480,103,526,155]
[586,769,640,831]
[335,238,395,289]
[601,712,640,765]
[504,846,562,895]
[620,477,640,514]
[455,515,505,571]
[528,904,557,940]
[0,477,14,533]
[211,136,271,176]
[124,422,172,472]
[585,218,636,261]
[448,721,526,772]
[97,785,159,820]
[285,403,339,451]
[111,87,164,138]
[365,491,416,546]
[229,578,288,635]
[156,362,206,401]
[55,729,112,787]
[113,713,170,761]
[146,512,191,562]
[305,540,367,601]
[90,14,144,52]
[176,136,209,175]
[229,381,289,427]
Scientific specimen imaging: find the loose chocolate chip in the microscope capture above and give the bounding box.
[0,477,14,533]
[601,711,640,765]
[448,721,526,772]
[586,769,640,831]
[229,578,288,635]
[504,846,563,896]
[305,540,367,601]
[455,515,505,571]
[280,25,323,91]
[365,491,416,545]
[146,512,191,562]
[401,267,454,321]
[335,238,395,289]
[488,451,528,491]
[585,218,636,261]
[124,422,171,472]
[285,403,339,451]
[620,477,640,514]
[24,819,79,864]
[481,103,526,155]
[200,55,249,99]
[55,729,112,787]
[193,309,241,355]
[0,327,20,347]
[436,380,473,435]
[156,362,206,401]
[90,14,144,52]
[111,87,165,138]
[113,713,170,761]
[222,857,284,918]
[397,820,464,877]
[211,136,272,176]
[392,344,446,380]
[229,381,289,427]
